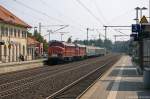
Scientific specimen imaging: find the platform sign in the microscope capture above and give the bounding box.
[130,33,139,41]
[140,16,148,24]
[132,24,141,33]
[140,16,150,32]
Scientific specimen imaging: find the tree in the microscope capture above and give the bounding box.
[74,38,113,51]
[103,39,112,50]
[33,29,44,43]
[30,29,48,53]
[43,40,48,52]
[27,32,32,37]
[67,36,72,43]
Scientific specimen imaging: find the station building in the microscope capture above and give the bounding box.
[0,5,31,62]
[27,37,43,60]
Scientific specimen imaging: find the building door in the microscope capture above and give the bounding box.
[16,45,18,61]
[12,45,15,62]
[0,45,1,61]
[4,45,7,62]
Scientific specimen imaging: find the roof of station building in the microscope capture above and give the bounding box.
[0,5,31,28]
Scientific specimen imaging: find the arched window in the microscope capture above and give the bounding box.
[9,28,13,37]
[23,45,25,55]
[1,26,4,36]
[12,45,15,62]
[19,44,21,55]
[5,27,8,37]
[16,45,18,61]
[14,29,16,37]
[4,45,7,57]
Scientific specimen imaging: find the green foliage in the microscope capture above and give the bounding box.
[33,30,44,43]
[27,32,32,37]
[67,37,72,43]
[103,39,112,50]
[112,41,130,54]
[28,30,48,52]
[74,39,113,50]
[43,39,48,52]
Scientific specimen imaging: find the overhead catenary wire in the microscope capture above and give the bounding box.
[39,0,88,35]
[13,0,86,40]
[13,0,65,24]
[38,0,86,31]
[91,0,109,24]
[39,0,80,26]
[11,0,131,41]
[75,0,130,40]
[75,0,104,25]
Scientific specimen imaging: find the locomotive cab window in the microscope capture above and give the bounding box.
[49,42,64,48]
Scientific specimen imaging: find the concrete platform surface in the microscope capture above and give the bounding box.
[80,56,150,99]
[0,59,46,74]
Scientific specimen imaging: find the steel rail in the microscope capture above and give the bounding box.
[0,55,115,98]
[46,55,120,99]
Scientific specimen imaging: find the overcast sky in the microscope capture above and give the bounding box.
[0,0,149,42]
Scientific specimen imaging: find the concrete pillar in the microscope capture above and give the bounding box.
[144,68,150,89]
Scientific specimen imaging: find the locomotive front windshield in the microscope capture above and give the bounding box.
[49,42,64,48]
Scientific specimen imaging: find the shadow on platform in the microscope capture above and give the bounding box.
[108,66,141,77]
[105,64,150,99]
[106,80,143,91]
[137,91,150,99]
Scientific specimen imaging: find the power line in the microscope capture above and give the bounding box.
[90,0,132,40]
[92,0,109,24]
[75,0,104,25]
[75,0,128,40]
[13,0,86,38]
[115,30,128,35]
[39,0,86,32]
[43,25,69,36]
[13,0,65,24]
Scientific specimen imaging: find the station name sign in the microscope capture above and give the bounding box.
[132,23,150,33]
[132,24,141,33]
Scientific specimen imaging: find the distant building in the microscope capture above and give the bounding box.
[0,5,31,62]
[27,37,43,60]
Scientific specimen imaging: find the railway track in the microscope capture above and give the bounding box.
[0,54,121,99]
[0,54,112,85]
[47,55,120,99]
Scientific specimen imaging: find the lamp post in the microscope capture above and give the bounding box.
[132,7,148,72]
[135,7,140,24]
[140,7,147,19]
[87,28,89,45]
[60,33,64,41]
[134,7,147,23]
[47,30,53,42]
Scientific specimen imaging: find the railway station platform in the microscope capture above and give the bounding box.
[80,56,150,99]
[0,59,46,74]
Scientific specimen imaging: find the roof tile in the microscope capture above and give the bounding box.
[0,5,31,28]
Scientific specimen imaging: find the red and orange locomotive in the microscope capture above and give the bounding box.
[48,41,86,64]
[48,40,106,64]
